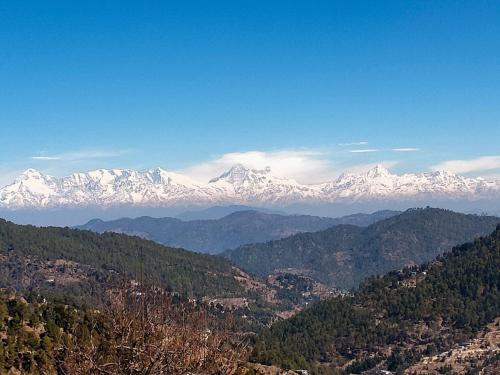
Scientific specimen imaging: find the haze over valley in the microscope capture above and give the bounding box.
[2,165,500,225]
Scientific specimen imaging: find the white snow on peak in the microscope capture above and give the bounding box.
[0,164,499,209]
[209,164,271,183]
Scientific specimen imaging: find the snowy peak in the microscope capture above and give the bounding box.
[146,167,200,187]
[322,166,500,200]
[14,169,58,188]
[206,165,308,204]
[18,168,46,179]
[209,164,273,185]
[1,164,499,209]
[0,169,60,208]
[11,169,58,191]
[0,167,210,208]
[365,165,391,179]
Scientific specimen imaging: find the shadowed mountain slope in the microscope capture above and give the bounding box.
[251,225,500,373]
[224,208,500,289]
[77,210,399,253]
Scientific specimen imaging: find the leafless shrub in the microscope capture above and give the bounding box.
[60,284,245,374]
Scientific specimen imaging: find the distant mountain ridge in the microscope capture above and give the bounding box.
[77,210,399,253]
[175,205,284,221]
[1,164,500,209]
[224,208,500,289]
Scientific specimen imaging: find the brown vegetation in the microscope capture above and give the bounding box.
[405,317,500,374]
[61,284,246,375]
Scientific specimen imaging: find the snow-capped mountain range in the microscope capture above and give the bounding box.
[1,164,499,209]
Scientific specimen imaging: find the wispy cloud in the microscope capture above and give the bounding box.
[349,149,379,153]
[430,155,500,174]
[31,149,126,162]
[32,156,61,160]
[179,149,339,184]
[338,141,368,146]
[392,148,420,152]
[179,149,403,184]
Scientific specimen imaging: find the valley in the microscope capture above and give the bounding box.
[224,208,500,289]
[0,206,499,374]
[3,3,499,373]
[77,209,398,253]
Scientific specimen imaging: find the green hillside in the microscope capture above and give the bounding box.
[225,208,500,289]
[0,219,242,298]
[77,210,398,254]
[251,225,500,373]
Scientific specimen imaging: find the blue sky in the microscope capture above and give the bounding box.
[1,1,499,185]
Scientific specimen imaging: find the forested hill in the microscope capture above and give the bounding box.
[0,218,242,298]
[224,208,500,289]
[77,210,399,253]
[251,225,500,374]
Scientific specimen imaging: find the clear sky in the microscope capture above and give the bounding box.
[1,1,499,185]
